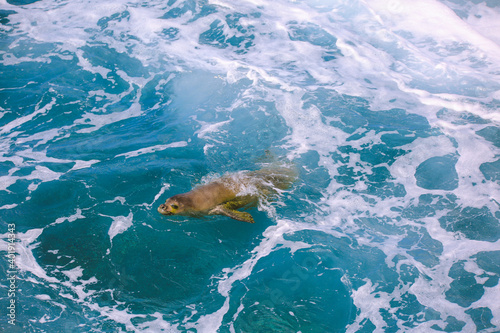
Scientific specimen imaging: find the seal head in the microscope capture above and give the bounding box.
[157,195,191,215]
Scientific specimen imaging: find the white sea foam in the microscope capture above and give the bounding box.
[50,209,85,227]
[62,266,84,282]
[75,102,144,134]
[388,136,456,195]
[136,312,180,332]
[279,91,350,158]
[106,212,134,243]
[145,183,171,208]
[104,196,126,205]
[5,217,163,331]
[0,203,17,210]
[183,1,500,330]
[190,219,313,329]
[116,141,188,159]
[367,0,500,63]
[0,98,56,136]
[0,165,63,192]
[15,228,60,284]
[35,294,52,301]
[465,2,500,45]
[194,118,231,140]
[2,0,500,331]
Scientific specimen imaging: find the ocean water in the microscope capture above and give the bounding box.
[1,0,500,332]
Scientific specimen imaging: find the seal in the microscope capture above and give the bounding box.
[158,165,296,223]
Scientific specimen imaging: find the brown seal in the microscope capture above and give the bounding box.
[158,165,296,223]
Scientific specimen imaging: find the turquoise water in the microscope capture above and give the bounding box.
[1,0,500,332]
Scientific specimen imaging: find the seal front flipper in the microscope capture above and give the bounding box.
[209,204,255,224]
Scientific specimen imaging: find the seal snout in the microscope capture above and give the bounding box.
[158,204,172,215]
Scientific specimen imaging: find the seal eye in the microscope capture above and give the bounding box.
[171,204,179,210]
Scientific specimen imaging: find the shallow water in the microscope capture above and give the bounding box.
[1,0,500,332]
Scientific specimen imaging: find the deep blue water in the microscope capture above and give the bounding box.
[1,0,500,332]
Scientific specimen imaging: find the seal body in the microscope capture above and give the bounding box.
[158,165,296,223]
[158,181,238,215]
